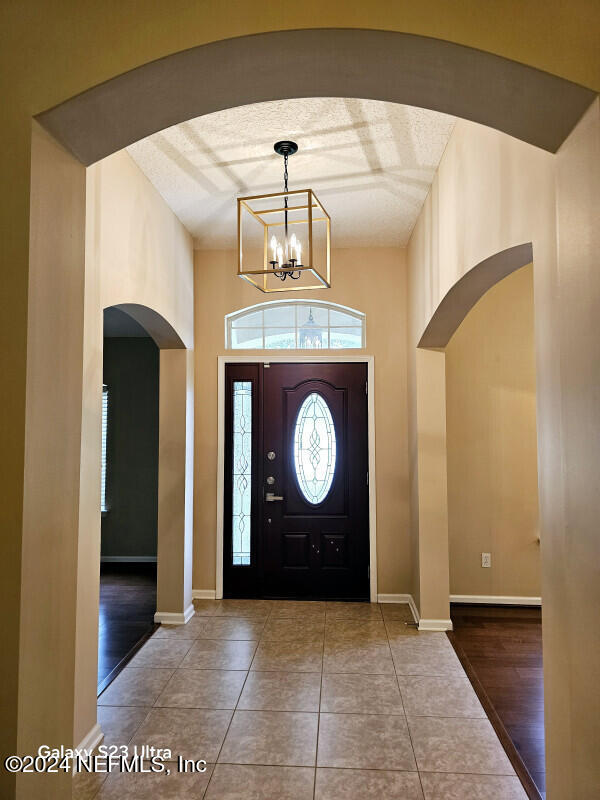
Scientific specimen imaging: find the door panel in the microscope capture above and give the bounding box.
[263,363,369,600]
[224,362,369,600]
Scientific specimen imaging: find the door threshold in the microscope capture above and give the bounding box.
[225,595,371,602]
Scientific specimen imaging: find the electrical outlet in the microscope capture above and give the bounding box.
[481,552,491,568]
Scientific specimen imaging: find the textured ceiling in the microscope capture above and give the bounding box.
[127,98,455,249]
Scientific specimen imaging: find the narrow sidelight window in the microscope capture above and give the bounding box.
[232,381,252,565]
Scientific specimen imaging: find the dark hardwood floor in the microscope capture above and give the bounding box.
[449,604,544,799]
[98,562,157,695]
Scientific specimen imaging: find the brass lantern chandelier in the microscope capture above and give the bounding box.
[237,141,331,292]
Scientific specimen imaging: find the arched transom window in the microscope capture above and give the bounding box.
[225,300,365,350]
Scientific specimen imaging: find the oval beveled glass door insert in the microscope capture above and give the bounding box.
[293,392,337,504]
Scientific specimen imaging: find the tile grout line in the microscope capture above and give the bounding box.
[89,698,155,796]
[99,704,491,721]
[388,617,427,799]
[313,620,326,800]
[200,605,274,796]
[211,759,417,771]
[202,759,518,776]
[99,602,519,796]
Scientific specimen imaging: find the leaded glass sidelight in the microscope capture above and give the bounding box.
[293,393,337,505]
[232,381,252,565]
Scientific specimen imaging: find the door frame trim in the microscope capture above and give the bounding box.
[216,355,377,602]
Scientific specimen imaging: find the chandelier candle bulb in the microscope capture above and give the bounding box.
[237,141,331,292]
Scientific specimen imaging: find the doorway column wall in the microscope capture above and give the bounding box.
[541,97,600,799]
[414,349,452,629]
[156,348,195,624]
[16,122,88,800]
[13,124,195,800]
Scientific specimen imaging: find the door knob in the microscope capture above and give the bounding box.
[265,492,284,502]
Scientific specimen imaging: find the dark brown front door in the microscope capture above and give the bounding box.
[223,362,369,600]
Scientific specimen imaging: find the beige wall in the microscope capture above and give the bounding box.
[72,150,194,746]
[407,119,555,345]
[542,98,600,799]
[17,123,87,800]
[445,263,540,597]
[407,101,600,797]
[15,135,194,800]
[193,247,410,596]
[89,151,194,342]
[407,117,555,619]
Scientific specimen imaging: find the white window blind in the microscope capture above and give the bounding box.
[101,385,108,512]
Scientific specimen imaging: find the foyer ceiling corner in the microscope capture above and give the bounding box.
[126,98,455,249]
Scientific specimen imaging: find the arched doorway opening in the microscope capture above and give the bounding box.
[442,262,543,796]
[38,30,593,160]
[15,25,599,800]
[97,307,161,694]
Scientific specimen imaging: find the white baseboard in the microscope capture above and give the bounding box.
[101,556,157,563]
[192,589,217,600]
[154,603,195,625]
[450,594,542,606]
[377,593,412,603]
[76,722,104,755]
[418,618,453,632]
[407,595,420,625]
[376,593,420,626]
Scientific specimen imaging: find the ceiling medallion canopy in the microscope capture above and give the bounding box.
[237,141,331,293]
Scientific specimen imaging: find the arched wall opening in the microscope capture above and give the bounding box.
[445,263,540,603]
[411,244,536,629]
[110,303,187,349]
[418,244,533,349]
[37,30,594,161]
[99,307,161,693]
[101,303,193,644]
[14,25,599,800]
[404,94,599,800]
[100,304,192,636]
[417,260,544,795]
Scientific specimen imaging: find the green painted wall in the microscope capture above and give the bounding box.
[101,337,159,558]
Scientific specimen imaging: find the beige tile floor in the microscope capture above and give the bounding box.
[76,600,527,799]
